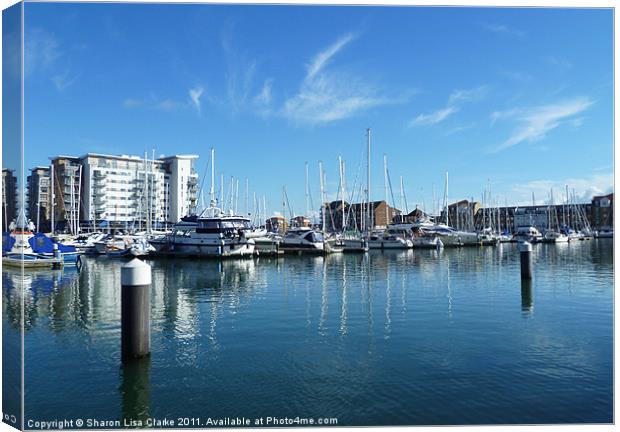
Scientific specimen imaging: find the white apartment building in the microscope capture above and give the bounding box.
[48,153,198,231]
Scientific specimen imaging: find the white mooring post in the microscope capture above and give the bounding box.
[121,258,152,360]
[519,241,533,280]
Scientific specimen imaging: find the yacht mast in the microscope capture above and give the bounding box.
[339,156,345,232]
[444,171,449,226]
[36,176,41,232]
[245,178,249,216]
[319,161,326,232]
[384,154,389,227]
[366,128,371,231]
[210,147,215,206]
[235,178,239,215]
[399,176,405,217]
[50,163,55,234]
[305,161,309,218]
[151,149,155,232]
[76,164,82,234]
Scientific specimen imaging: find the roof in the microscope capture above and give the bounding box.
[346,200,389,209]
[592,193,614,201]
[158,154,199,160]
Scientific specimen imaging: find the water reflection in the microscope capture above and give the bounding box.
[2,267,79,331]
[120,358,151,425]
[6,240,614,425]
[521,279,533,316]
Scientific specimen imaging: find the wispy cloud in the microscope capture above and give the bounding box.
[306,33,355,80]
[498,68,533,82]
[408,85,488,127]
[51,70,78,91]
[482,22,526,38]
[221,28,259,113]
[123,90,198,113]
[25,28,78,91]
[281,33,407,125]
[189,86,204,115]
[252,79,274,116]
[489,97,594,153]
[25,28,61,76]
[410,106,459,127]
[545,56,572,70]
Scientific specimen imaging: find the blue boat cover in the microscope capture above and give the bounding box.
[2,232,15,253]
[29,233,77,253]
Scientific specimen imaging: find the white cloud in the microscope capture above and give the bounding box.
[448,85,489,105]
[158,99,185,112]
[25,28,61,76]
[409,106,459,127]
[189,86,204,115]
[123,98,143,108]
[409,85,488,127]
[490,97,594,152]
[25,28,78,91]
[252,79,274,116]
[123,92,190,112]
[281,33,404,125]
[306,33,355,80]
[490,108,520,125]
[545,56,573,70]
[51,70,77,91]
[510,173,613,206]
[499,68,533,82]
[482,22,525,38]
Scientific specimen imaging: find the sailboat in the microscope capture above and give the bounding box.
[2,214,64,269]
[334,156,368,253]
[542,189,569,243]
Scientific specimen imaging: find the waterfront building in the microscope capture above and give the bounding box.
[397,208,432,223]
[442,200,481,231]
[266,216,288,234]
[50,156,82,234]
[2,168,18,230]
[27,167,51,232]
[80,153,198,230]
[590,193,613,230]
[512,206,551,232]
[45,153,198,233]
[322,200,400,232]
[290,215,311,228]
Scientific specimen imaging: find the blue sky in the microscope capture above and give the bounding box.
[19,3,613,217]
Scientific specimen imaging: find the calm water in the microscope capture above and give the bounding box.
[2,240,613,426]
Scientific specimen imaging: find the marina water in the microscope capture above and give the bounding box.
[3,239,613,425]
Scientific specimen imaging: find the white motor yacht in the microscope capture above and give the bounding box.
[367,230,412,249]
[542,230,569,243]
[279,227,325,254]
[514,226,543,243]
[149,206,255,257]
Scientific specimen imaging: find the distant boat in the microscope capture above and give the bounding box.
[595,228,613,238]
[2,226,63,269]
[28,232,81,263]
[253,232,282,255]
[367,230,412,249]
[280,227,325,254]
[150,206,255,258]
[339,235,369,253]
[542,230,569,243]
[514,226,543,243]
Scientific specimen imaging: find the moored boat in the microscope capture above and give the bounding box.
[149,206,255,258]
[279,227,325,254]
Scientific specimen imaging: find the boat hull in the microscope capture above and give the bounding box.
[2,254,63,269]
